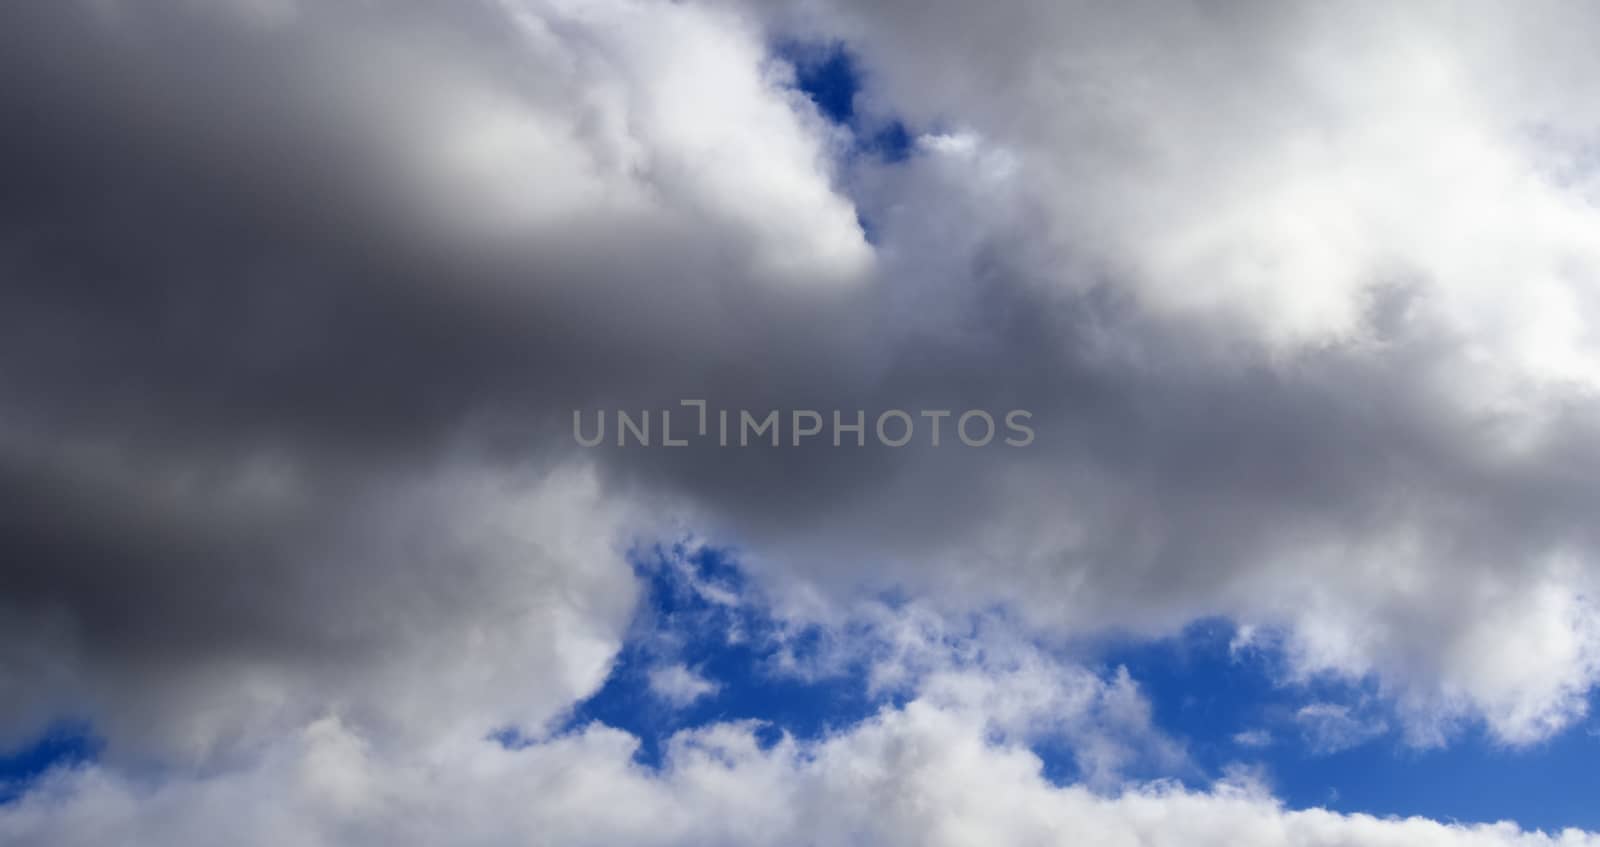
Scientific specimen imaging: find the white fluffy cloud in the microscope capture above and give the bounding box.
[724,0,1600,748]
[5,700,1596,847]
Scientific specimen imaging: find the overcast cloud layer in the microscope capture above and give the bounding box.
[3,0,1600,841]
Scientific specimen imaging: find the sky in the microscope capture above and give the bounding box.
[4,1,1600,844]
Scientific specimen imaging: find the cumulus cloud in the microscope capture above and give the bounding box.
[3,0,1600,839]
[0,456,640,762]
[715,0,1600,747]
[0,0,853,759]
[0,579,1572,843]
[4,705,1596,847]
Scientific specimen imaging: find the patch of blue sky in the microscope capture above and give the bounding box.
[550,546,1600,833]
[15,542,1599,835]
[547,544,890,767]
[1094,620,1600,832]
[775,38,914,164]
[0,722,99,805]
[773,39,914,247]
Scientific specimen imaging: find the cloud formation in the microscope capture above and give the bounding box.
[3,0,1600,838]
[6,704,1596,847]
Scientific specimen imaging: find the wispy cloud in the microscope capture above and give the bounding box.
[647,664,721,708]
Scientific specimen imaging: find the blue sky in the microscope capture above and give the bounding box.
[608,549,1600,833]
[0,728,98,806]
[1109,622,1600,831]
[778,40,913,164]
[516,546,1600,834]
[5,545,1597,832]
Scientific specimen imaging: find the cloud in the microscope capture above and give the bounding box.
[4,705,1596,847]
[0,0,860,760]
[0,457,640,763]
[2,0,1600,839]
[1233,729,1274,750]
[1294,703,1389,755]
[648,664,720,708]
[0,575,1579,842]
[707,0,1600,747]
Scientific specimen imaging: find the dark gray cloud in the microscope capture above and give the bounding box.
[2,0,1600,766]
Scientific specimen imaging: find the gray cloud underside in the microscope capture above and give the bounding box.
[3,0,1600,786]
